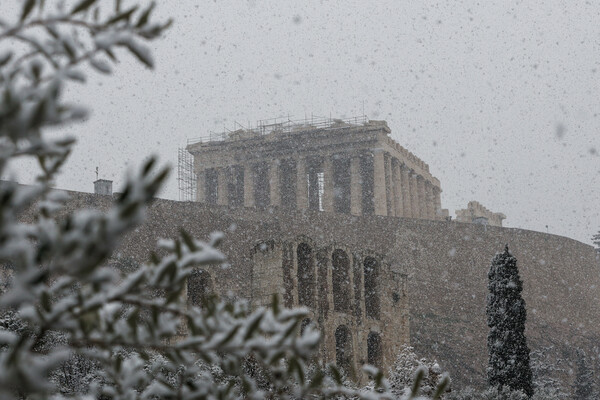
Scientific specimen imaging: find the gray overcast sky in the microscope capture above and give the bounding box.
[10,0,600,244]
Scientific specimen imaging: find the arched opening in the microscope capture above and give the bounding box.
[367,332,382,368]
[332,249,351,313]
[188,269,214,307]
[297,243,315,308]
[335,325,353,375]
[363,257,380,319]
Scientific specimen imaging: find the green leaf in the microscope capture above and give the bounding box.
[149,251,160,265]
[329,365,342,385]
[123,39,154,68]
[280,319,299,341]
[243,312,264,340]
[89,58,111,74]
[309,368,324,389]
[432,375,450,399]
[115,353,123,372]
[41,291,51,312]
[117,183,130,202]
[104,48,118,62]
[158,261,177,283]
[30,61,42,80]
[376,369,384,387]
[166,286,183,304]
[271,294,279,316]
[127,308,139,331]
[45,25,59,38]
[216,324,240,347]
[106,6,137,25]
[70,0,97,15]
[62,39,77,60]
[21,0,36,21]
[0,51,13,67]
[410,367,425,398]
[289,357,305,385]
[148,167,169,194]
[142,156,156,175]
[138,18,173,39]
[136,1,155,28]
[180,229,196,251]
[174,239,182,258]
[31,98,46,127]
[119,201,139,219]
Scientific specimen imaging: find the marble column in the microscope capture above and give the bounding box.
[373,151,388,216]
[400,165,411,218]
[408,171,419,218]
[269,160,280,207]
[243,164,255,208]
[433,187,442,219]
[350,155,362,216]
[392,159,403,217]
[217,167,229,206]
[424,182,434,220]
[428,183,437,219]
[384,154,394,216]
[417,176,426,219]
[296,157,308,210]
[322,155,334,212]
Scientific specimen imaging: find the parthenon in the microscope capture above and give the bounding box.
[456,201,506,227]
[186,116,449,220]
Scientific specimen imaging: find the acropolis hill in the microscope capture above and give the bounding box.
[186,116,448,220]
[21,116,600,390]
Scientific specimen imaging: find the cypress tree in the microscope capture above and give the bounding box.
[592,231,600,253]
[486,245,533,397]
[573,349,595,400]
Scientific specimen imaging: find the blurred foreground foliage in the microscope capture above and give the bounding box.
[0,1,450,399]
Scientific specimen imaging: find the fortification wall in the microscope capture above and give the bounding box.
[55,191,600,389]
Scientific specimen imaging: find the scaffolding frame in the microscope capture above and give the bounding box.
[178,148,197,202]
[187,114,369,145]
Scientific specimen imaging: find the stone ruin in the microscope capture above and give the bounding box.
[187,117,449,220]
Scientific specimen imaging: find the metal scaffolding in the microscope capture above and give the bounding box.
[177,148,197,202]
[186,114,370,145]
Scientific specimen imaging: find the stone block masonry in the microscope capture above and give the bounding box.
[187,118,448,220]
[32,190,600,391]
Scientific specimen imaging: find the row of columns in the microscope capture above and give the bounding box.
[196,151,441,219]
[377,152,441,219]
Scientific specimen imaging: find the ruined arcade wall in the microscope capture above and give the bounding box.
[53,191,600,389]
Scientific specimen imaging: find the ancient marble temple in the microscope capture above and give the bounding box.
[186,116,449,220]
